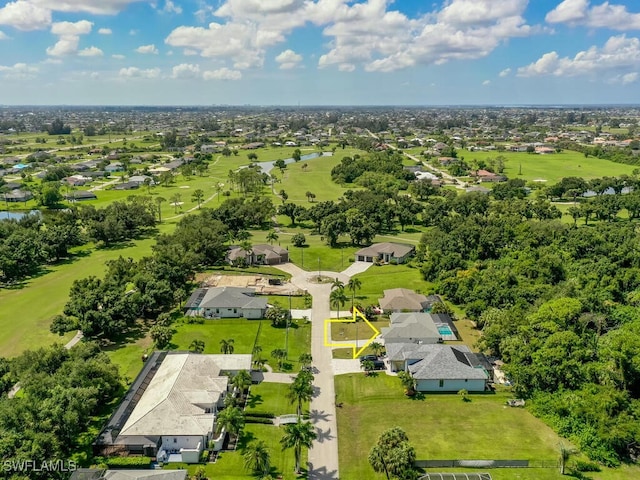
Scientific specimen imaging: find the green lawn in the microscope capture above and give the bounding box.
[330,319,389,341]
[335,374,640,480]
[351,263,435,306]
[245,382,305,416]
[336,374,563,479]
[459,149,638,184]
[0,237,156,357]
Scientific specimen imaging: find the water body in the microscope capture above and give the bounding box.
[255,151,333,175]
[0,210,37,221]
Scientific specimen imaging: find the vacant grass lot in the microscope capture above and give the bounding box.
[330,318,390,341]
[0,237,156,357]
[351,263,435,306]
[460,149,637,184]
[335,374,640,480]
[336,374,564,479]
[245,382,306,417]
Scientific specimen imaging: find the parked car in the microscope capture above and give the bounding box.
[372,360,385,370]
[359,354,377,363]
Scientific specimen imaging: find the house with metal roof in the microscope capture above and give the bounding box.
[354,242,414,264]
[386,343,489,392]
[184,286,267,319]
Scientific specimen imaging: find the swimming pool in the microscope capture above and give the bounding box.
[438,325,453,336]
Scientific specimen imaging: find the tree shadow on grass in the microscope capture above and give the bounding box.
[245,393,263,409]
[236,430,256,450]
[100,321,150,353]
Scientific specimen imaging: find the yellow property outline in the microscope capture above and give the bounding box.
[324,306,380,359]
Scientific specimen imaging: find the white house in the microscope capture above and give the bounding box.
[105,353,251,463]
[381,312,442,344]
[386,343,489,392]
[184,287,268,319]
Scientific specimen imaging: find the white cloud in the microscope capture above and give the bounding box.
[338,63,355,72]
[609,72,639,85]
[32,0,146,15]
[183,49,198,56]
[546,0,640,30]
[0,30,8,39]
[79,46,103,57]
[482,80,491,85]
[0,1,51,31]
[275,49,302,69]
[112,54,125,59]
[163,0,182,14]
[136,44,159,54]
[98,27,112,35]
[119,66,160,78]
[171,63,200,78]
[202,67,242,80]
[0,62,38,79]
[47,20,93,57]
[129,29,138,35]
[518,35,640,80]
[499,67,512,77]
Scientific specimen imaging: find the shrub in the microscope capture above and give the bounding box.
[573,460,601,472]
[199,449,209,463]
[244,411,275,418]
[97,456,152,468]
[245,417,274,424]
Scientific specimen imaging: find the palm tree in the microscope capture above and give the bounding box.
[154,196,166,222]
[280,420,317,474]
[189,339,205,353]
[243,440,271,477]
[266,230,279,245]
[558,442,576,475]
[330,288,348,320]
[362,360,375,376]
[220,338,235,354]
[370,342,384,357]
[271,348,287,369]
[170,193,182,213]
[232,370,252,394]
[191,188,205,209]
[298,353,312,368]
[346,278,362,310]
[330,277,344,291]
[397,371,415,396]
[216,406,245,438]
[287,373,314,417]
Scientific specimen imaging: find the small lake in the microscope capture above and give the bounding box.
[0,210,38,221]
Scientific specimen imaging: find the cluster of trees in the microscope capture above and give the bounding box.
[46,118,71,135]
[0,343,122,479]
[330,152,415,185]
[419,197,640,464]
[0,211,83,284]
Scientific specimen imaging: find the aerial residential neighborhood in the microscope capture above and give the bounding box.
[3,1,640,480]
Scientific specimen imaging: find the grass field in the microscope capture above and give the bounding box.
[351,263,435,306]
[459,149,638,184]
[245,382,306,417]
[335,374,640,480]
[330,318,390,341]
[0,236,156,357]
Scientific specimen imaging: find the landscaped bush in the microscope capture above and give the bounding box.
[97,456,152,468]
[245,417,274,424]
[573,460,601,472]
[244,412,275,418]
[199,450,209,463]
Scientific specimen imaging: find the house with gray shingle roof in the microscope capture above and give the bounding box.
[227,244,289,266]
[184,286,267,319]
[386,343,489,392]
[381,312,442,344]
[379,288,429,312]
[355,242,414,264]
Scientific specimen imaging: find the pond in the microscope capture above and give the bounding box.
[256,151,333,175]
[0,210,38,221]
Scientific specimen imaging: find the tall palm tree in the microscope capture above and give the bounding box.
[170,193,182,213]
[330,288,348,320]
[287,374,314,417]
[232,370,252,394]
[220,338,235,354]
[330,277,344,291]
[370,342,385,357]
[347,278,362,310]
[191,188,205,209]
[298,353,312,368]
[216,406,245,438]
[154,196,166,222]
[266,230,279,245]
[280,420,317,474]
[243,440,271,477]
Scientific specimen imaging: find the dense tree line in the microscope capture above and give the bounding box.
[0,212,83,284]
[418,192,640,465]
[0,343,121,479]
[330,151,415,185]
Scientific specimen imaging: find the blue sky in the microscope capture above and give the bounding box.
[1,0,640,105]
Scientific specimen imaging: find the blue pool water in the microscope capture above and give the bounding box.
[438,325,453,336]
